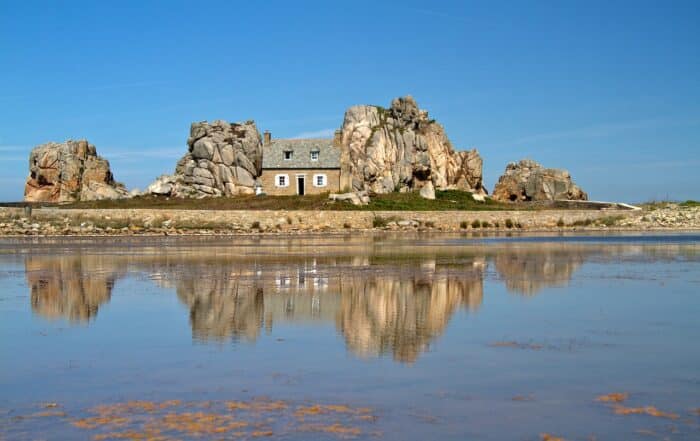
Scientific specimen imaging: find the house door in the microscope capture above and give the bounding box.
[297,176,305,195]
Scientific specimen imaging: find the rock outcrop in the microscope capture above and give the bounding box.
[147,120,263,197]
[338,96,484,195]
[491,159,587,202]
[24,140,128,202]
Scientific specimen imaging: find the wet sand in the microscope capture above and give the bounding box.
[1,233,699,440]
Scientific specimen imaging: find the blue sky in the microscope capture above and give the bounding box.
[1,0,698,202]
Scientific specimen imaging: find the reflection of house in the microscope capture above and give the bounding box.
[259,131,342,196]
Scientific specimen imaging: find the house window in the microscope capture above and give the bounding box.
[275,174,289,187]
[313,174,327,187]
[310,151,319,161]
[283,150,293,160]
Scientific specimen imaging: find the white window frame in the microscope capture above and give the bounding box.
[310,151,319,161]
[275,174,289,187]
[283,150,293,160]
[313,173,327,188]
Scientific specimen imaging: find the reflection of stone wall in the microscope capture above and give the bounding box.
[25,255,122,322]
[493,248,585,295]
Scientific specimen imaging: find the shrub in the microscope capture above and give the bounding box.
[424,220,436,228]
[493,221,500,228]
[343,222,352,229]
[460,221,468,229]
[557,218,565,227]
[481,220,490,228]
[471,220,481,228]
[251,221,261,230]
[505,218,514,229]
[598,215,624,227]
[372,215,400,228]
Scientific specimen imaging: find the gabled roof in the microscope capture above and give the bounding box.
[262,138,340,169]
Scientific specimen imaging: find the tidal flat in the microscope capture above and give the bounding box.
[1,233,699,440]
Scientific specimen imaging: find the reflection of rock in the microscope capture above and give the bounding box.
[21,241,607,361]
[25,255,122,322]
[493,248,585,295]
[175,265,264,342]
[336,262,484,363]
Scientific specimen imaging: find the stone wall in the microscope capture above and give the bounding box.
[259,169,341,196]
[1,207,638,234]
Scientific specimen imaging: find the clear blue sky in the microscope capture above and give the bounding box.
[1,0,698,202]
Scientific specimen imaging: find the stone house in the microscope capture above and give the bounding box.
[259,131,342,196]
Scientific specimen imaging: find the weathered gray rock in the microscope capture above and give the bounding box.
[492,159,588,202]
[338,96,484,195]
[24,140,128,202]
[419,181,435,200]
[146,120,263,197]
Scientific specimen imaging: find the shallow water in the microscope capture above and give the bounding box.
[1,233,699,440]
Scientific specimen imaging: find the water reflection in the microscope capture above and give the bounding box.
[15,236,698,362]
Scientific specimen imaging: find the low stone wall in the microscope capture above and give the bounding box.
[0,207,638,234]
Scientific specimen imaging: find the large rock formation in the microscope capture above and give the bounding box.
[147,120,263,197]
[338,96,484,195]
[491,159,588,202]
[24,140,127,202]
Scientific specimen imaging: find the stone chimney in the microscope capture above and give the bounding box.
[333,129,342,147]
[263,130,271,147]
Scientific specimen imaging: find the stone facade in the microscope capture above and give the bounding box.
[260,169,341,196]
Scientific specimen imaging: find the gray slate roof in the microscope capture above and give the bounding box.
[262,138,340,169]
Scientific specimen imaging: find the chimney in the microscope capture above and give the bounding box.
[263,130,271,147]
[333,129,342,147]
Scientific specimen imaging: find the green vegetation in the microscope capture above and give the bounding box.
[59,190,515,211]
[459,221,468,229]
[505,218,514,229]
[471,220,481,228]
[481,220,491,228]
[372,215,402,228]
[557,218,565,227]
[679,200,700,207]
[598,215,624,227]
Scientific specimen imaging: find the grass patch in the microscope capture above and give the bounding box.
[372,215,402,228]
[56,191,514,211]
[679,200,700,207]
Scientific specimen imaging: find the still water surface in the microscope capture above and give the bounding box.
[1,234,699,440]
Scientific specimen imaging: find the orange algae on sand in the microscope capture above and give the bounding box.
[612,405,679,419]
[540,434,566,441]
[596,392,628,403]
[300,423,362,437]
[157,412,248,435]
[72,416,130,429]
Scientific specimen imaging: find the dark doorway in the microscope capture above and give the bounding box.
[297,176,305,195]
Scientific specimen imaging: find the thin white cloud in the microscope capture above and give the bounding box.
[0,145,29,152]
[583,159,700,173]
[484,116,700,149]
[290,128,336,139]
[100,147,184,161]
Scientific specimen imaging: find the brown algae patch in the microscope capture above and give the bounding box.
[612,405,679,419]
[8,398,377,440]
[540,433,566,441]
[596,392,628,403]
[489,341,543,350]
